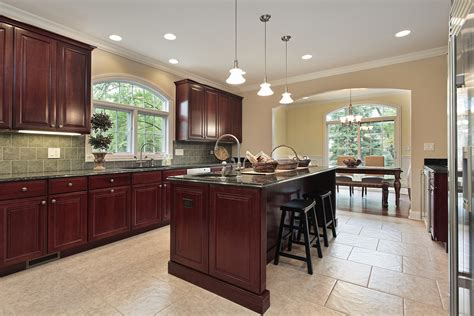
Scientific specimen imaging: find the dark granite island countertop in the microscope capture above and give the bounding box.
[168,165,336,188]
[168,165,336,314]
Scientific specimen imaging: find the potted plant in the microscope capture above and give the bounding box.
[89,112,113,171]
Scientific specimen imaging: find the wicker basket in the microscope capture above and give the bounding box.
[271,145,299,170]
[298,158,311,168]
[252,160,279,173]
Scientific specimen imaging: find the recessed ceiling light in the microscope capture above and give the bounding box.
[164,33,177,40]
[301,54,312,60]
[108,34,122,41]
[395,30,411,38]
[168,58,179,64]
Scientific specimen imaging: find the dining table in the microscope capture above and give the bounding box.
[335,166,403,207]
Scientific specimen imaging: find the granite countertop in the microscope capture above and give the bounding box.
[0,163,223,183]
[424,165,448,173]
[168,166,336,188]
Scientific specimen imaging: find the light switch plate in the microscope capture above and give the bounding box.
[48,147,61,159]
[423,143,435,151]
[175,148,184,156]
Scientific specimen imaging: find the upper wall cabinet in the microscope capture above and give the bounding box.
[175,79,243,142]
[0,16,94,133]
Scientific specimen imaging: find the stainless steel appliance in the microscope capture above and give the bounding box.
[449,1,474,314]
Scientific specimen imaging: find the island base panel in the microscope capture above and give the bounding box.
[168,261,270,314]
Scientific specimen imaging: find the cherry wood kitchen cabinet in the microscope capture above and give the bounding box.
[424,166,448,244]
[48,191,87,252]
[209,186,261,293]
[170,182,209,273]
[175,79,243,142]
[131,171,162,230]
[0,16,94,133]
[0,22,13,129]
[162,169,187,222]
[0,197,47,266]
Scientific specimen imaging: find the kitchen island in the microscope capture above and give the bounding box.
[167,166,336,313]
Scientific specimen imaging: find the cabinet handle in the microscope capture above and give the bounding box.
[59,124,63,128]
[163,184,167,188]
[159,184,162,188]
[51,124,55,128]
[21,187,28,192]
[110,189,115,193]
[41,200,46,205]
[68,182,73,187]
[110,178,115,183]
[51,199,56,204]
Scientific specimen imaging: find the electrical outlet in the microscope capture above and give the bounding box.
[48,148,61,159]
[175,148,184,156]
[423,143,435,151]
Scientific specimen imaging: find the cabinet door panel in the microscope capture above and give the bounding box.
[132,184,161,229]
[48,191,87,252]
[205,88,219,139]
[56,42,91,133]
[0,22,13,129]
[14,28,56,130]
[218,94,231,136]
[162,181,171,222]
[229,96,242,142]
[209,186,262,293]
[88,186,130,241]
[189,84,205,139]
[171,183,208,273]
[0,197,47,266]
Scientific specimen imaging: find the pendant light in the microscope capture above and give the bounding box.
[226,0,246,85]
[279,35,293,104]
[257,14,273,96]
[339,89,362,125]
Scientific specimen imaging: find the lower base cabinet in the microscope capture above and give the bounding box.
[88,186,130,241]
[132,183,162,230]
[0,197,47,266]
[48,191,87,252]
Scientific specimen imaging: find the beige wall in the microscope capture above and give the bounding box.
[278,91,411,159]
[241,55,447,216]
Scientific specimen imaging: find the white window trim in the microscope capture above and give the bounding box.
[86,75,174,162]
[323,103,402,167]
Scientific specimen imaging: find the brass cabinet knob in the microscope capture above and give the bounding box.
[59,124,63,128]
[110,178,115,183]
[163,184,167,188]
[159,184,162,188]
[41,200,47,205]
[51,199,57,204]
[110,189,115,193]
[21,187,28,192]
[68,182,73,187]
[51,124,55,128]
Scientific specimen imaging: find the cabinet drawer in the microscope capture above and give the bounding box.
[0,180,47,201]
[89,173,130,189]
[131,171,162,185]
[49,177,87,194]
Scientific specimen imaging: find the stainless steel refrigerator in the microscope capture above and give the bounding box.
[449,1,474,314]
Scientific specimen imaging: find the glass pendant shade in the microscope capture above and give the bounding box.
[279,91,293,104]
[257,81,273,96]
[226,65,246,85]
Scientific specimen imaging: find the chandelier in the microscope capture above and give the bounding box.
[339,89,362,125]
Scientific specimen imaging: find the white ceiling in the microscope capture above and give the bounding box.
[294,88,410,104]
[2,0,450,90]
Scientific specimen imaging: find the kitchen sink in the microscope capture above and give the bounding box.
[121,165,160,170]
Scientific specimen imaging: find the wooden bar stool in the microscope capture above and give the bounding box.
[273,199,323,275]
[303,191,337,247]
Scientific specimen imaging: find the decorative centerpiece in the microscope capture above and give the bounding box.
[343,157,362,168]
[88,112,113,171]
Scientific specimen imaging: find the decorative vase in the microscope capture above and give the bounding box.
[92,152,107,171]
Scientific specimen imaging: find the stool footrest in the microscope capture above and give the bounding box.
[277,252,308,262]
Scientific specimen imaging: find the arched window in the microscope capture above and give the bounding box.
[326,104,399,167]
[90,80,170,159]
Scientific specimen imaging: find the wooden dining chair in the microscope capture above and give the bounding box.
[361,156,385,196]
[336,155,355,196]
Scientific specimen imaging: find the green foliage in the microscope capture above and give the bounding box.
[327,104,396,166]
[89,112,113,152]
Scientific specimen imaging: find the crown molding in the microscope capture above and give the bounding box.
[0,1,240,95]
[239,46,448,92]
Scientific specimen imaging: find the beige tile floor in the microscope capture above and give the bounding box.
[0,210,448,315]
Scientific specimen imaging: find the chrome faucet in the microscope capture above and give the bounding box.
[214,134,241,175]
[135,142,155,167]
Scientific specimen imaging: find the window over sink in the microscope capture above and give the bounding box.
[86,79,171,161]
